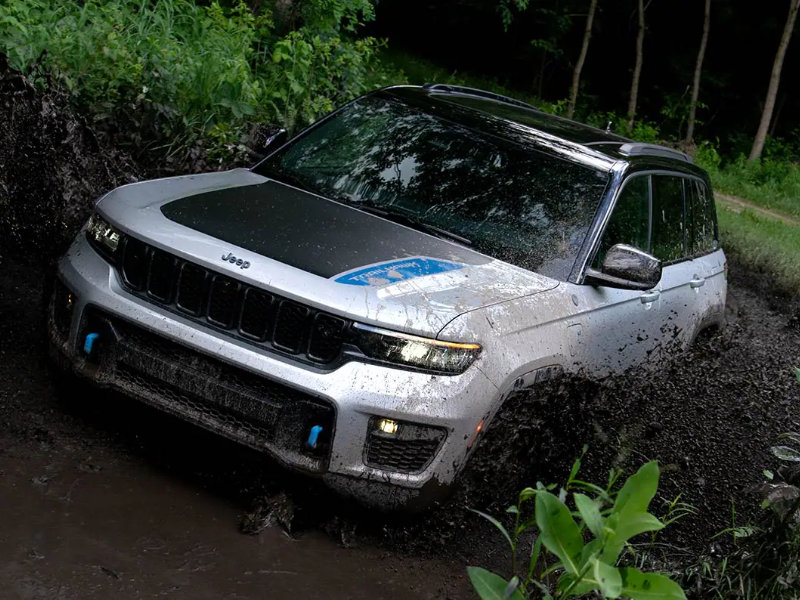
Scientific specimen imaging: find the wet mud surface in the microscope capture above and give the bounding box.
[1,258,798,598]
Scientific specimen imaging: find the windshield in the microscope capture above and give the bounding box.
[255,95,610,279]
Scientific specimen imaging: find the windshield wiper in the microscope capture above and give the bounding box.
[353,204,472,246]
[260,165,312,193]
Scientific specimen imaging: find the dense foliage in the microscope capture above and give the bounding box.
[0,0,387,165]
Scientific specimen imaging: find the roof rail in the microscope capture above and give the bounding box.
[618,142,692,163]
[422,83,540,113]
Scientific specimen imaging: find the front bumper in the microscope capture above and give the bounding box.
[49,236,500,506]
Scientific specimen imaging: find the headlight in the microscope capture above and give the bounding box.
[352,323,481,375]
[86,213,124,260]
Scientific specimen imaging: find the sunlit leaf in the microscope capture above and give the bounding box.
[504,576,521,600]
[535,491,584,575]
[619,567,686,600]
[613,512,664,542]
[592,558,622,598]
[770,445,800,462]
[613,461,660,516]
[574,493,604,539]
[467,567,525,600]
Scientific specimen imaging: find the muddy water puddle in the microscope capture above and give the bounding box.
[0,440,467,599]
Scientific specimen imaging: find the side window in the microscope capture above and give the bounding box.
[594,175,650,267]
[687,179,717,255]
[650,175,685,262]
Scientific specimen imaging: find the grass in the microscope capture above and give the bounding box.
[718,206,800,292]
[706,157,800,221]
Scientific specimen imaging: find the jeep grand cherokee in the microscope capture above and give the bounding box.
[48,84,726,507]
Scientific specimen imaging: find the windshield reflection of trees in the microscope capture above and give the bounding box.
[274,97,609,279]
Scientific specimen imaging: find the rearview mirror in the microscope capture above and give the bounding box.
[247,126,288,158]
[584,244,662,291]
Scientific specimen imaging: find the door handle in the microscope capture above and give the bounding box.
[690,277,705,288]
[640,291,660,304]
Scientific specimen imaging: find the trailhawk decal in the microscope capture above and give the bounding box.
[333,257,466,287]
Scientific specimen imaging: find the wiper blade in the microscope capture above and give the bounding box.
[353,204,472,246]
[261,166,311,193]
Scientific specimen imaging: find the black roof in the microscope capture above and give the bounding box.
[382,84,695,170]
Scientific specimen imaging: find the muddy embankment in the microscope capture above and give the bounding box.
[2,55,800,598]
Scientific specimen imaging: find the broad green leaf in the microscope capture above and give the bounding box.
[592,558,622,598]
[467,567,525,600]
[612,512,664,542]
[771,445,800,462]
[535,491,584,575]
[600,512,663,565]
[619,567,686,600]
[574,493,604,538]
[470,509,513,551]
[580,538,601,567]
[613,461,660,516]
[794,367,800,384]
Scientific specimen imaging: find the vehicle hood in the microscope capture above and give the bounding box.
[97,169,559,337]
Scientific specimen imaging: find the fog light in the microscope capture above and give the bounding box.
[377,418,398,435]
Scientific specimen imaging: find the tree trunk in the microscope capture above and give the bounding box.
[684,0,711,144]
[566,0,599,119]
[627,0,645,131]
[749,0,800,162]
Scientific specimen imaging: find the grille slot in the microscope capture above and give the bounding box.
[122,238,149,290]
[239,288,275,341]
[207,275,241,328]
[115,237,351,365]
[176,263,208,315]
[147,249,177,302]
[309,314,347,363]
[274,301,311,353]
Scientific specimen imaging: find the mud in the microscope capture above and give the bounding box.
[0,54,138,261]
[2,54,800,597]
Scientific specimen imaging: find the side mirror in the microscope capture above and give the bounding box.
[584,244,662,291]
[247,126,288,158]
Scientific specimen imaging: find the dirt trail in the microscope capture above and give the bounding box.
[715,192,800,226]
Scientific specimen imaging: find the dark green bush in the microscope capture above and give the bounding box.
[0,0,387,163]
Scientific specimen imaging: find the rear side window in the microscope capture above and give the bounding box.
[687,179,717,255]
[650,175,685,262]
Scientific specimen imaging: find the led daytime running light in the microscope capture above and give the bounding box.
[352,323,481,375]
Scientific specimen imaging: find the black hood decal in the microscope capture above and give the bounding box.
[160,180,486,278]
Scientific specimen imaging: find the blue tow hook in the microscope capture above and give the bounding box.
[83,332,100,355]
[307,425,324,449]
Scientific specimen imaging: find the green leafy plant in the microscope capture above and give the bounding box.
[0,0,385,166]
[468,453,685,599]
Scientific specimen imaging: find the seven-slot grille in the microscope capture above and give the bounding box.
[117,237,350,365]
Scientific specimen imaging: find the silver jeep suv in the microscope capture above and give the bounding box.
[48,84,726,507]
